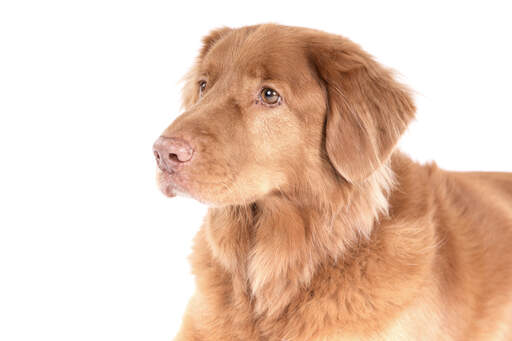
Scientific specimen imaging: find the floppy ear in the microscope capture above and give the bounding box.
[181,27,233,109]
[308,34,415,182]
[199,26,232,58]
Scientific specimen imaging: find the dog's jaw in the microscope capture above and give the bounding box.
[156,169,177,198]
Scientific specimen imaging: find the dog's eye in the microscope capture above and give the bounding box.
[260,88,280,105]
[199,81,207,96]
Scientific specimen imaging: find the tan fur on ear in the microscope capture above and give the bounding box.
[180,27,233,110]
[199,26,232,58]
[309,34,416,182]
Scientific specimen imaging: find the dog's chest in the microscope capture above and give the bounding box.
[220,272,444,341]
[316,301,445,341]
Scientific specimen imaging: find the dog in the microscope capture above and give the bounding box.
[153,24,512,340]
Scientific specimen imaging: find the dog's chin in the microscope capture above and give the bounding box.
[156,169,257,206]
[156,171,175,198]
[157,170,188,199]
[157,169,204,201]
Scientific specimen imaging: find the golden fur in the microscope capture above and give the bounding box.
[154,24,512,340]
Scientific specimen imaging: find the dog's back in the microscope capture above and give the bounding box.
[431,169,512,339]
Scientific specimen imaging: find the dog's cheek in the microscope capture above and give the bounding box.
[247,107,303,163]
[227,108,303,198]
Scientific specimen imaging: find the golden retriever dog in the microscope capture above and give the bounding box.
[153,24,512,340]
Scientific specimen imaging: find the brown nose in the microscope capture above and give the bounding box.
[153,136,194,172]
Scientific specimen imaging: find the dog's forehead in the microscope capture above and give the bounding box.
[202,26,310,82]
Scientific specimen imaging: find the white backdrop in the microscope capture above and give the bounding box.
[0,1,511,340]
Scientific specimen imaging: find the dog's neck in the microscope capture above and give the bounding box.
[204,161,395,317]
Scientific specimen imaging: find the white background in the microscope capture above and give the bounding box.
[1,1,511,340]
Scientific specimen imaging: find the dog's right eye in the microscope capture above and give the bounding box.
[199,81,207,96]
[260,87,280,105]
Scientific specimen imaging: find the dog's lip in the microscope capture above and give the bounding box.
[162,183,176,198]
[158,171,177,198]
[158,169,190,198]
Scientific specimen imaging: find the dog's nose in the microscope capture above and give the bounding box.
[153,136,194,172]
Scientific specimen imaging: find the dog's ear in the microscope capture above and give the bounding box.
[181,27,233,109]
[199,26,233,58]
[308,33,415,182]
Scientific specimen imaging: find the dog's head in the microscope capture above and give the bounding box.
[153,24,415,206]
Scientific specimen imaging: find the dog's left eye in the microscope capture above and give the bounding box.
[199,81,207,96]
[260,88,280,105]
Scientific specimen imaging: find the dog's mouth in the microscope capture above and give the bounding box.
[156,166,240,206]
[156,170,187,198]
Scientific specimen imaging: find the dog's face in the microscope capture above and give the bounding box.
[153,24,415,206]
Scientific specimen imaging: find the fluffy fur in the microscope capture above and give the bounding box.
[155,24,512,340]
